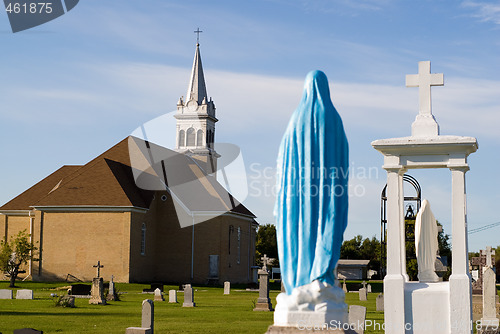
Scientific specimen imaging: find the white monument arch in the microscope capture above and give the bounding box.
[372,61,477,334]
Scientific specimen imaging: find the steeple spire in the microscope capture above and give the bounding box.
[186,43,208,105]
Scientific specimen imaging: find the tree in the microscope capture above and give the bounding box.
[0,230,38,287]
[340,235,380,272]
[255,224,278,266]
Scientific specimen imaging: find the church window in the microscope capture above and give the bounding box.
[141,223,146,256]
[196,129,203,147]
[179,130,185,147]
[186,128,195,146]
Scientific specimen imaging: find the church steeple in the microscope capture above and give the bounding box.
[186,43,208,106]
[174,40,219,174]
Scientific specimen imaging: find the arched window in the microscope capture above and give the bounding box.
[178,130,185,147]
[186,128,195,146]
[197,130,203,147]
[141,223,146,256]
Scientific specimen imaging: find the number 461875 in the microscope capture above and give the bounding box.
[5,2,53,14]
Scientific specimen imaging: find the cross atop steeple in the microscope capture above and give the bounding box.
[194,27,203,45]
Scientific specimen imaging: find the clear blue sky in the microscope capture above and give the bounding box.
[1,0,499,252]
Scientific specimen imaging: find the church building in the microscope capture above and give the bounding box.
[0,42,258,284]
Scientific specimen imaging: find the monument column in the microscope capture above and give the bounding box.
[449,166,472,334]
[383,167,406,334]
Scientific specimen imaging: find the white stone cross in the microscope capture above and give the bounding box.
[261,254,270,270]
[406,61,443,116]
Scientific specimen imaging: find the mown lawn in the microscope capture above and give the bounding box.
[0,281,385,334]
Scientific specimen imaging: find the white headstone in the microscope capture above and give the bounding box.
[0,289,13,299]
[359,288,367,301]
[367,284,372,293]
[142,299,154,331]
[153,288,164,302]
[480,267,499,329]
[107,275,116,301]
[349,305,367,334]
[415,199,439,283]
[376,293,384,312]
[16,289,33,300]
[224,281,230,295]
[168,289,177,303]
[182,284,195,307]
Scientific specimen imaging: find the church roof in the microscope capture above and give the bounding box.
[0,137,255,219]
[186,43,208,105]
[0,165,82,211]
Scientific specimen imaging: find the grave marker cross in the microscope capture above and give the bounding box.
[93,261,104,278]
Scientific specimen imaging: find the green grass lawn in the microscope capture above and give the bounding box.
[0,281,387,334]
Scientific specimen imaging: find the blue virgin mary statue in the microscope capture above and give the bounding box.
[274,70,349,296]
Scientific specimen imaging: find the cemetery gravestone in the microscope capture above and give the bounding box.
[376,293,384,312]
[182,284,195,307]
[126,299,154,334]
[57,295,75,308]
[153,288,164,302]
[107,275,116,301]
[471,247,495,295]
[69,283,91,296]
[358,288,367,301]
[348,305,367,334]
[16,289,33,300]
[89,277,106,305]
[168,289,177,303]
[224,281,230,295]
[89,261,106,305]
[367,284,372,293]
[478,266,499,334]
[13,329,43,334]
[0,289,13,299]
[342,279,348,293]
[253,254,273,311]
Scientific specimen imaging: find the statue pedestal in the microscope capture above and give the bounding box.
[273,281,347,330]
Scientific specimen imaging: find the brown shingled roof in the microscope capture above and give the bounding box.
[0,165,82,211]
[1,137,255,219]
[33,137,154,208]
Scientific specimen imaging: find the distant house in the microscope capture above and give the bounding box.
[337,259,370,280]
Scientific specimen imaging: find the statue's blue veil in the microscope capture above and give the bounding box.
[274,70,349,294]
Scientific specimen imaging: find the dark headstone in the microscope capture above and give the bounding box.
[69,283,91,295]
[142,283,163,293]
[14,329,43,334]
[151,283,163,292]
